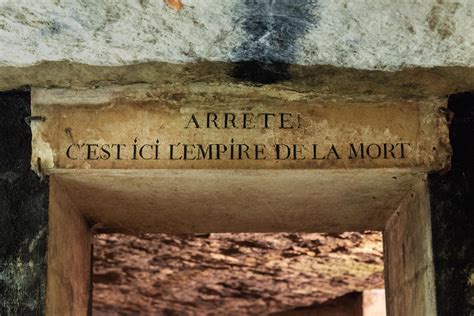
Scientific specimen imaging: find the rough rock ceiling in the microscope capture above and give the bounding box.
[1,1,472,69]
[93,232,383,315]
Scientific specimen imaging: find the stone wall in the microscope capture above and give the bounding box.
[1,1,473,69]
[0,90,48,315]
[428,92,474,315]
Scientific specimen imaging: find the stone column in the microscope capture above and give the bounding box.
[383,179,437,316]
[0,90,49,315]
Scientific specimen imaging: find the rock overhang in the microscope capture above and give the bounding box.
[1,0,473,69]
[0,1,474,97]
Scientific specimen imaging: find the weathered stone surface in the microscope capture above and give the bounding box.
[384,179,436,316]
[92,232,384,315]
[46,177,91,315]
[428,92,474,315]
[2,62,474,98]
[34,84,447,234]
[0,1,473,70]
[1,1,474,97]
[52,169,423,234]
[31,85,451,172]
[0,90,48,315]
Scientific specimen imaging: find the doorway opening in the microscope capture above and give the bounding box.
[46,169,435,315]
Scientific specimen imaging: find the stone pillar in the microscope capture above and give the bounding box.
[46,177,91,315]
[428,92,474,315]
[0,90,49,315]
[383,179,437,316]
[384,92,474,316]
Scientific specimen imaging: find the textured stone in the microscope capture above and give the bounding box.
[50,169,423,234]
[46,177,91,315]
[428,92,474,315]
[384,179,436,316]
[2,62,474,98]
[0,1,473,70]
[0,90,49,315]
[30,86,451,172]
[92,232,384,315]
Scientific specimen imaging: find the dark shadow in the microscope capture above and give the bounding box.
[428,91,474,315]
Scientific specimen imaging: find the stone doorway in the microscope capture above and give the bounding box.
[46,171,434,315]
[35,85,445,315]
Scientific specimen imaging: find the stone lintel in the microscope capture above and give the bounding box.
[51,169,421,234]
[31,85,451,172]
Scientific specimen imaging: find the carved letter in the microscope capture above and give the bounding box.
[185,114,200,128]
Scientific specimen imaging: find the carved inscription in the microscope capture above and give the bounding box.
[64,111,411,163]
[30,88,451,171]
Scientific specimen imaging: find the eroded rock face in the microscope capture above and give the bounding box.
[0,1,473,69]
[0,91,48,316]
[93,232,383,315]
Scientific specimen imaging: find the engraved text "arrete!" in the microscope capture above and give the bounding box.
[184,112,302,129]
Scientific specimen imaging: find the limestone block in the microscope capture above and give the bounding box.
[0,1,473,70]
[30,85,451,172]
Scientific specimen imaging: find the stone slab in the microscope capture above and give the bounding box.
[3,63,474,99]
[46,177,91,315]
[384,179,436,316]
[1,1,473,70]
[52,169,422,233]
[31,86,450,172]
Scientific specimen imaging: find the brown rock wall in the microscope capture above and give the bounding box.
[93,232,383,315]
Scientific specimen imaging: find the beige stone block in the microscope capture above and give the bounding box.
[31,85,450,172]
[383,179,436,316]
[51,169,421,233]
[46,177,91,315]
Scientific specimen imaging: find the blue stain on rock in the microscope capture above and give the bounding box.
[232,0,318,84]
